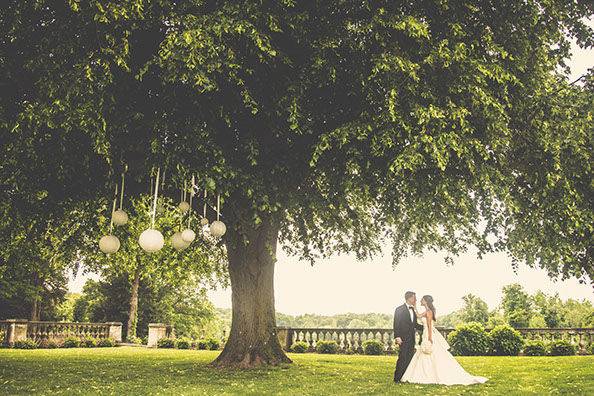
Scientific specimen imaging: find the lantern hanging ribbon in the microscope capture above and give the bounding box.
[216,193,220,221]
[188,175,195,228]
[110,184,118,232]
[119,172,125,209]
[151,167,160,228]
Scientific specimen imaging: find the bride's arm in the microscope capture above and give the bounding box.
[426,310,434,343]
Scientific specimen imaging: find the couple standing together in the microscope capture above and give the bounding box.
[393,291,488,385]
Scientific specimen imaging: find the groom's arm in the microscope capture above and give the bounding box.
[393,307,402,339]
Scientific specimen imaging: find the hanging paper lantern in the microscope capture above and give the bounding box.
[200,217,209,226]
[112,171,129,225]
[139,229,164,252]
[171,231,190,251]
[210,220,226,237]
[181,229,196,243]
[99,235,120,254]
[112,209,129,226]
[178,201,190,212]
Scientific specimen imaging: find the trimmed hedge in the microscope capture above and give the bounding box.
[291,341,308,353]
[81,337,97,348]
[206,339,220,351]
[176,338,192,349]
[97,338,117,347]
[195,339,208,350]
[523,340,548,356]
[157,338,175,348]
[38,339,59,349]
[127,335,143,345]
[362,339,384,355]
[548,340,576,356]
[448,322,492,356]
[316,340,338,354]
[62,336,81,348]
[13,339,38,349]
[490,325,524,356]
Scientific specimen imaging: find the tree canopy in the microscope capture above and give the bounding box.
[2,0,593,279]
[1,0,592,366]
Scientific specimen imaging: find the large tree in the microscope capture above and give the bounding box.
[1,1,593,367]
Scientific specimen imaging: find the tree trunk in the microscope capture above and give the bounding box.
[210,217,291,368]
[126,267,141,340]
[30,298,39,321]
[30,272,40,321]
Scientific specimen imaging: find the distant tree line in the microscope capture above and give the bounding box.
[438,284,594,329]
[213,283,593,333]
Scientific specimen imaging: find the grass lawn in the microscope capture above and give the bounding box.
[0,347,592,395]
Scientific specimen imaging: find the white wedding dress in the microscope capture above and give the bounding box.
[401,316,488,385]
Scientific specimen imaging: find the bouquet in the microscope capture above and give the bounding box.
[421,340,433,354]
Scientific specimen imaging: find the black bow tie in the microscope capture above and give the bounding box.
[408,306,414,310]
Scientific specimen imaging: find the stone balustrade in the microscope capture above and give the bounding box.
[0,319,122,346]
[280,327,594,354]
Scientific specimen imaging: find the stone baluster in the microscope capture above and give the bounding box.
[305,331,313,351]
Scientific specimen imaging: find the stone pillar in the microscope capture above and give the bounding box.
[106,322,123,343]
[276,326,293,351]
[4,319,29,346]
[148,323,168,347]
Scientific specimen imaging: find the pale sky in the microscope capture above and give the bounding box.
[70,22,594,316]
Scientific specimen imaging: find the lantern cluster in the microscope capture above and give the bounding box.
[99,168,226,255]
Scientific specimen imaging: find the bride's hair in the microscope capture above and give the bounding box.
[422,295,437,320]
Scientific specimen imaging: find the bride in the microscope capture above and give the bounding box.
[401,295,488,385]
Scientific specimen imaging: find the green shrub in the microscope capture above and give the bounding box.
[207,339,220,350]
[97,338,116,347]
[176,338,192,349]
[448,322,492,356]
[490,325,524,356]
[38,339,59,349]
[13,339,38,349]
[523,340,548,356]
[157,338,175,348]
[548,340,576,356]
[127,335,143,345]
[362,339,384,355]
[80,337,97,348]
[62,336,81,348]
[291,341,309,353]
[195,339,208,350]
[316,340,338,354]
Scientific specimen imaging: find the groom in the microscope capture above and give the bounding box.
[393,291,424,382]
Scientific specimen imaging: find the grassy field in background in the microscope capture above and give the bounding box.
[0,347,592,395]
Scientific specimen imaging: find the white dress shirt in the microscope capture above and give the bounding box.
[406,304,414,322]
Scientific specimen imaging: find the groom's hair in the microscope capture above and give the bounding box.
[404,291,415,300]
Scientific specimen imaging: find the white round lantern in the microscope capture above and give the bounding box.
[112,209,129,226]
[210,220,226,237]
[171,232,190,251]
[138,229,164,252]
[181,229,196,243]
[99,235,120,254]
[200,217,209,226]
[178,201,190,212]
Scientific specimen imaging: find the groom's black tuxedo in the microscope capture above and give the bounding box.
[393,303,424,382]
